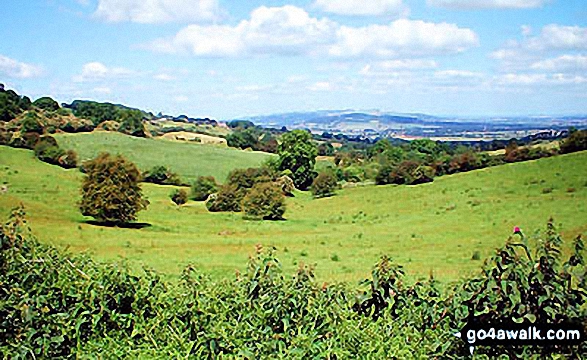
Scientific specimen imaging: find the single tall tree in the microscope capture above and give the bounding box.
[277,130,317,190]
[80,153,149,224]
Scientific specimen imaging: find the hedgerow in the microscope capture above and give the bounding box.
[1,207,585,358]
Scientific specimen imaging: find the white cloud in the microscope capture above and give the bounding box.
[74,62,137,82]
[530,54,587,72]
[493,73,587,85]
[373,59,438,70]
[493,24,587,61]
[154,73,176,81]
[308,81,333,91]
[329,19,479,58]
[147,6,336,57]
[94,0,220,24]
[0,54,43,79]
[314,0,408,16]
[434,69,484,78]
[145,6,478,59]
[428,0,548,9]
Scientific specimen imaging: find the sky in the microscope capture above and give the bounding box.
[0,0,586,120]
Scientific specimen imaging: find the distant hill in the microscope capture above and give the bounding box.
[232,110,587,140]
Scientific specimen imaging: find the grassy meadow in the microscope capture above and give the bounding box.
[1,144,587,284]
[54,132,273,183]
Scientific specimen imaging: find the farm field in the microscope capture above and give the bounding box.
[54,132,273,184]
[1,145,586,284]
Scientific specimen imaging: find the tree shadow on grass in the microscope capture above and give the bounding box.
[84,220,152,229]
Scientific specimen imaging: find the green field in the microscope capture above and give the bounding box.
[54,132,273,183]
[1,145,587,283]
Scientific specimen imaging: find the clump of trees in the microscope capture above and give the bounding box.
[33,136,78,169]
[118,109,147,137]
[311,172,338,198]
[0,83,31,121]
[560,129,587,154]
[80,153,149,225]
[191,176,217,201]
[142,166,183,186]
[32,97,60,112]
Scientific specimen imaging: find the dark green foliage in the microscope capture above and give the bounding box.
[226,166,277,190]
[227,120,255,129]
[142,165,183,186]
[80,153,149,224]
[8,131,40,149]
[560,129,587,154]
[32,96,59,111]
[277,130,318,190]
[226,129,258,149]
[376,160,435,185]
[191,176,217,201]
[0,86,30,121]
[171,189,188,206]
[242,182,286,220]
[118,109,146,137]
[34,137,65,166]
[206,184,243,212]
[311,171,338,198]
[20,112,44,134]
[69,100,122,125]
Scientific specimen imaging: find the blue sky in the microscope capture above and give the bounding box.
[1,0,586,119]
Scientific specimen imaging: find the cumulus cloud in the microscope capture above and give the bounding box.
[329,19,478,58]
[74,62,137,82]
[94,0,220,24]
[314,0,408,16]
[145,6,478,59]
[530,54,587,72]
[492,24,587,60]
[147,6,337,57]
[427,0,548,9]
[492,24,587,71]
[0,54,43,79]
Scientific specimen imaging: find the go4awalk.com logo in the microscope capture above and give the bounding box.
[454,322,584,355]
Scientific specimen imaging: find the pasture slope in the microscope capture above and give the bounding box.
[1,144,586,283]
[54,132,273,184]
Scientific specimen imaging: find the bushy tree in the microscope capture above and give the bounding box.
[277,130,317,190]
[118,109,146,137]
[560,129,587,154]
[191,176,217,201]
[242,182,285,220]
[80,153,149,224]
[227,167,276,190]
[311,172,338,198]
[20,112,44,134]
[0,86,30,121]
[171,189,188,206]
[142,166,182,185]
[206,184,243,212]
[32,97,59,112]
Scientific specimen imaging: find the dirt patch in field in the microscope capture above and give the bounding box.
[160,131,227,145]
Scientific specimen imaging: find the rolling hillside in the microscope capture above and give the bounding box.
[1,145,586,283]
[54,132,273,183]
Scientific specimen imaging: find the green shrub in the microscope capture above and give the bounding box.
[242,182,286,220]
[80,153,149,224]
[191,176,218,201]
[20,112,44,134]
[311,172,338,198]
[118,109,146,137]
[171,189,188,205]
[277,130,318,190]
[143,165,182,186]
[32,96,59,111]
[206,184,243,212]
[560,129,587,154]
